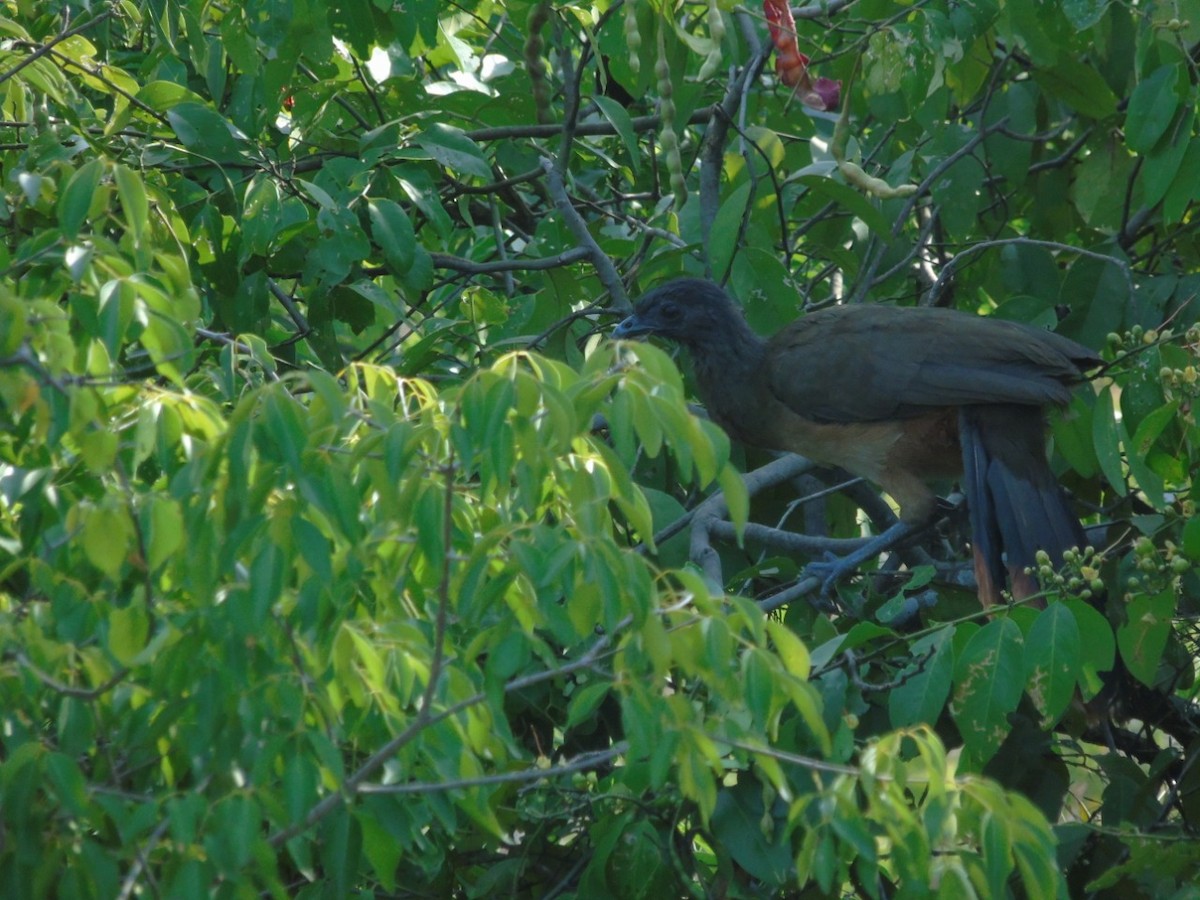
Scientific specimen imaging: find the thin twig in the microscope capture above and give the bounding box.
[427,246,590,275]
[0,8,115,88]
[13,651,129,700]
[927,237,1134,307]
[269,280,311,336]
[266,624,623,848]
[359,743,628,794]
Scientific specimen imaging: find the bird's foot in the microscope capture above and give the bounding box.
[804,552,861,596]
[802,519,923,597]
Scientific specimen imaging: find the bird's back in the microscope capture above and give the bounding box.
[765,305,1100,424]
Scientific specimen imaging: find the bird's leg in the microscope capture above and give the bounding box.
[804,518,924,596]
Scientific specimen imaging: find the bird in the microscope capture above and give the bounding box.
[612,278,1103,604]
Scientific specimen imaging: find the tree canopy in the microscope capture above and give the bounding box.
[1,0,1199,896]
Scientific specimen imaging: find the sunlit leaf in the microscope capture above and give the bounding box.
[950,618,1024,766]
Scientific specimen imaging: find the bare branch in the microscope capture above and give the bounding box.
[359,743,628,795]
[429,247,590,275]
[540,156,629,311]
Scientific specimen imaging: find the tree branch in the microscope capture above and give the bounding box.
[539,156,629,311]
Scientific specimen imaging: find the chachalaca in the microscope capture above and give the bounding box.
[613,278,1102,604]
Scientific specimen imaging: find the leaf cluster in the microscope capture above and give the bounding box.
[2,0,1200,897]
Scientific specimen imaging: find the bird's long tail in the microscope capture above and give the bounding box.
[959,405,1088,606]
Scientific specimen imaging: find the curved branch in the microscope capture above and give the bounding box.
[428,247,590,275]
[699,15,772,273]
[359,743,628,795]
[539,157,629,310]
[927,237,1134,307]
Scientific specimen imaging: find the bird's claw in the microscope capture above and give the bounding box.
[804,551,858,596]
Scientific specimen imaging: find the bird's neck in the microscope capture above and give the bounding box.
[685,317,767,404]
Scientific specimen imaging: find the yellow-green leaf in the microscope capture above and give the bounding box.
[82,504,133,578]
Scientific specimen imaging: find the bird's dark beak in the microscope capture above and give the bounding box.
[613,314,652,339]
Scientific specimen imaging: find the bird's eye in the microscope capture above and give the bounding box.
[659,301,681,320]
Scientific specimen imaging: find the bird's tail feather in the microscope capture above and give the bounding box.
[960,406,1088,605]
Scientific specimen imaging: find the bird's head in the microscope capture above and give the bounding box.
[612,278,749,350]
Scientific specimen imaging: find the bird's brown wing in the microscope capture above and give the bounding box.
[765,305,1100,423]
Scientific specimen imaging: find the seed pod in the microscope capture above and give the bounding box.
[837,160,918,198]
[526,2,553,125]
[763,0,807,87]
[656,25,685,208]
[697,0,725,81]
[625,0,642,77]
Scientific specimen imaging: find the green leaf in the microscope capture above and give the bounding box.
[79,428,118,474]
[1061,256,1128,350]
[594,95,640,173]
[1032,59,1119,119]
[367,198,417,275]
[165,102,247,158]
[1117,410,1165,510]
[358,811,402,893]
[416,124,492,180]
[1062,0,1112,29]
[1023,603,1081,727]
[598,445,656,548]
[710,783,794,885]
[1117,589,1175,687]
[718,464,748,540]
[108,604,149,666]
[981,803,1014,897]
[145,495,183,571]
[889,627,955,728]
[310,204,371,283]
[82,503,133,578]
[742,648,776,726]
[709,180,751,282]
[1162,138,1200,223]
[1053,393,1098,478]
[242,176,283,258]
[58,159,104,239]
[1183,516,1200,561]
[1140,108,1192,209]
[1064,599,1115,699]
[113,163,149,242]
[284,754,318,825]
[205,794,257,874]
[45,752,89,816]
[135,80,207,111]
[566,682,612,730]
[1129,400,1180,467]
[950,618,1024,765]
[1125,65,1181,153]
[767,620,811,680]
[140,314,195,387]
[795,173,892,238]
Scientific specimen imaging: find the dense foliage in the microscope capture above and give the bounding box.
[2,0,1200,895]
